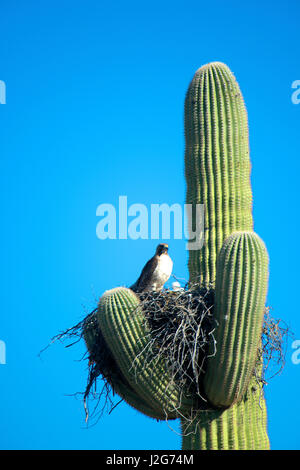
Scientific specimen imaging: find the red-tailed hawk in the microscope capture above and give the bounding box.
[130,243,173,293]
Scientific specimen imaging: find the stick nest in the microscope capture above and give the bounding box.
[41,282,289,425]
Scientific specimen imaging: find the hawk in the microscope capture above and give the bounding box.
[130,243,173,293]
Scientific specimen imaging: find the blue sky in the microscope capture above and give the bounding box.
[1,0,300,450]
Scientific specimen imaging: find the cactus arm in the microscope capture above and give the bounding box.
[82,316,172,420]
[203,231,269,407]
[108,376,168,421]
[97,287,194,420]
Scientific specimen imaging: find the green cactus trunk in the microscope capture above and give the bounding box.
[182,62,270,449]
[184,62,253,286]
[181,375,269,450]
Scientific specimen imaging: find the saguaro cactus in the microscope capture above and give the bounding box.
[181,62,270,448]
[88,62,270,450]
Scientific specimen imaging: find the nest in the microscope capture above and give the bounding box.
[41,281,289,425]
[136,285,215,402]
[260,306,290,381]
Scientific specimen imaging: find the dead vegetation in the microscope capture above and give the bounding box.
[41,281,289,425]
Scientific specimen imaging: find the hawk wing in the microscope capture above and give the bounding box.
[130,256,158,292]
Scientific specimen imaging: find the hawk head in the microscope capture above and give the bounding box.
[155,243,169,256]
